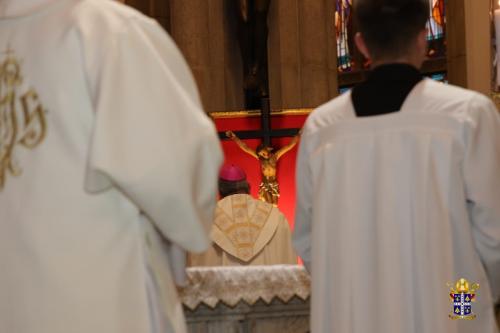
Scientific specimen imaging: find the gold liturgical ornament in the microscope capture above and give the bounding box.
[448,278,480,320]
[226,130,301,206]
[0,50,47,190]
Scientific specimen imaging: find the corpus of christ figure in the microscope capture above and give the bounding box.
[225,130,301,206]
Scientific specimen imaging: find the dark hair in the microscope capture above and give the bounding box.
[218,179,250,198]
[354,0,429,60]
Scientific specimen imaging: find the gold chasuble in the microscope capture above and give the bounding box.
[191,194,296,266]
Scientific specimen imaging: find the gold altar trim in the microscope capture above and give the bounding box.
[209,108,313,119]
[180,266,311,310]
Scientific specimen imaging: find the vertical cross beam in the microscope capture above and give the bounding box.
[260,97,271,147]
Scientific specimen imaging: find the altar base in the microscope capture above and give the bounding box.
[180,265,310,333]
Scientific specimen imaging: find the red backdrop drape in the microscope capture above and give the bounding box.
[214,113,308,230]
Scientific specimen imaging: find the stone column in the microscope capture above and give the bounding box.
[169,0,212,110]
[447,0,492,96]
[124,0,170,33]
[168,0,245,112]
[464,0,491,95]
[447,0,468,88]
[127,0,338,112]
[268,0,338,110]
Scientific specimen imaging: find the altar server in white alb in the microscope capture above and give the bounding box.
[293,0,500,332]
[0,0,222,333]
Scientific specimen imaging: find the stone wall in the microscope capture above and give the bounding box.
[123,0,495,109]
[125,0,338,112]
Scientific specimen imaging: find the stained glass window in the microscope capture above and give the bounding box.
[429,72,447,82]
[427,0,446,57]
[335,0,353,72]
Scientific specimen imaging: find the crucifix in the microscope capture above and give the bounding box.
[221,1,302,206]
[220,98,302,206]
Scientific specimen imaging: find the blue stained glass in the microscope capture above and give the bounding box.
[429,72,447,82]
[339,86,352,94]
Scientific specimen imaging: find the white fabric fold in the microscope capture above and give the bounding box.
[0,1,222,333]
[294,79,500,333]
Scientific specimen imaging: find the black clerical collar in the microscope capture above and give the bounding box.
[351,63,423,117]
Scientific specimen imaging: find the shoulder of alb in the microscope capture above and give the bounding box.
[303,92,353,136]
[417,80,500,147]
[71,0,157,41]
[418,79,481,113]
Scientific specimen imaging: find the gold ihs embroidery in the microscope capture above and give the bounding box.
[0,52,47,190]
